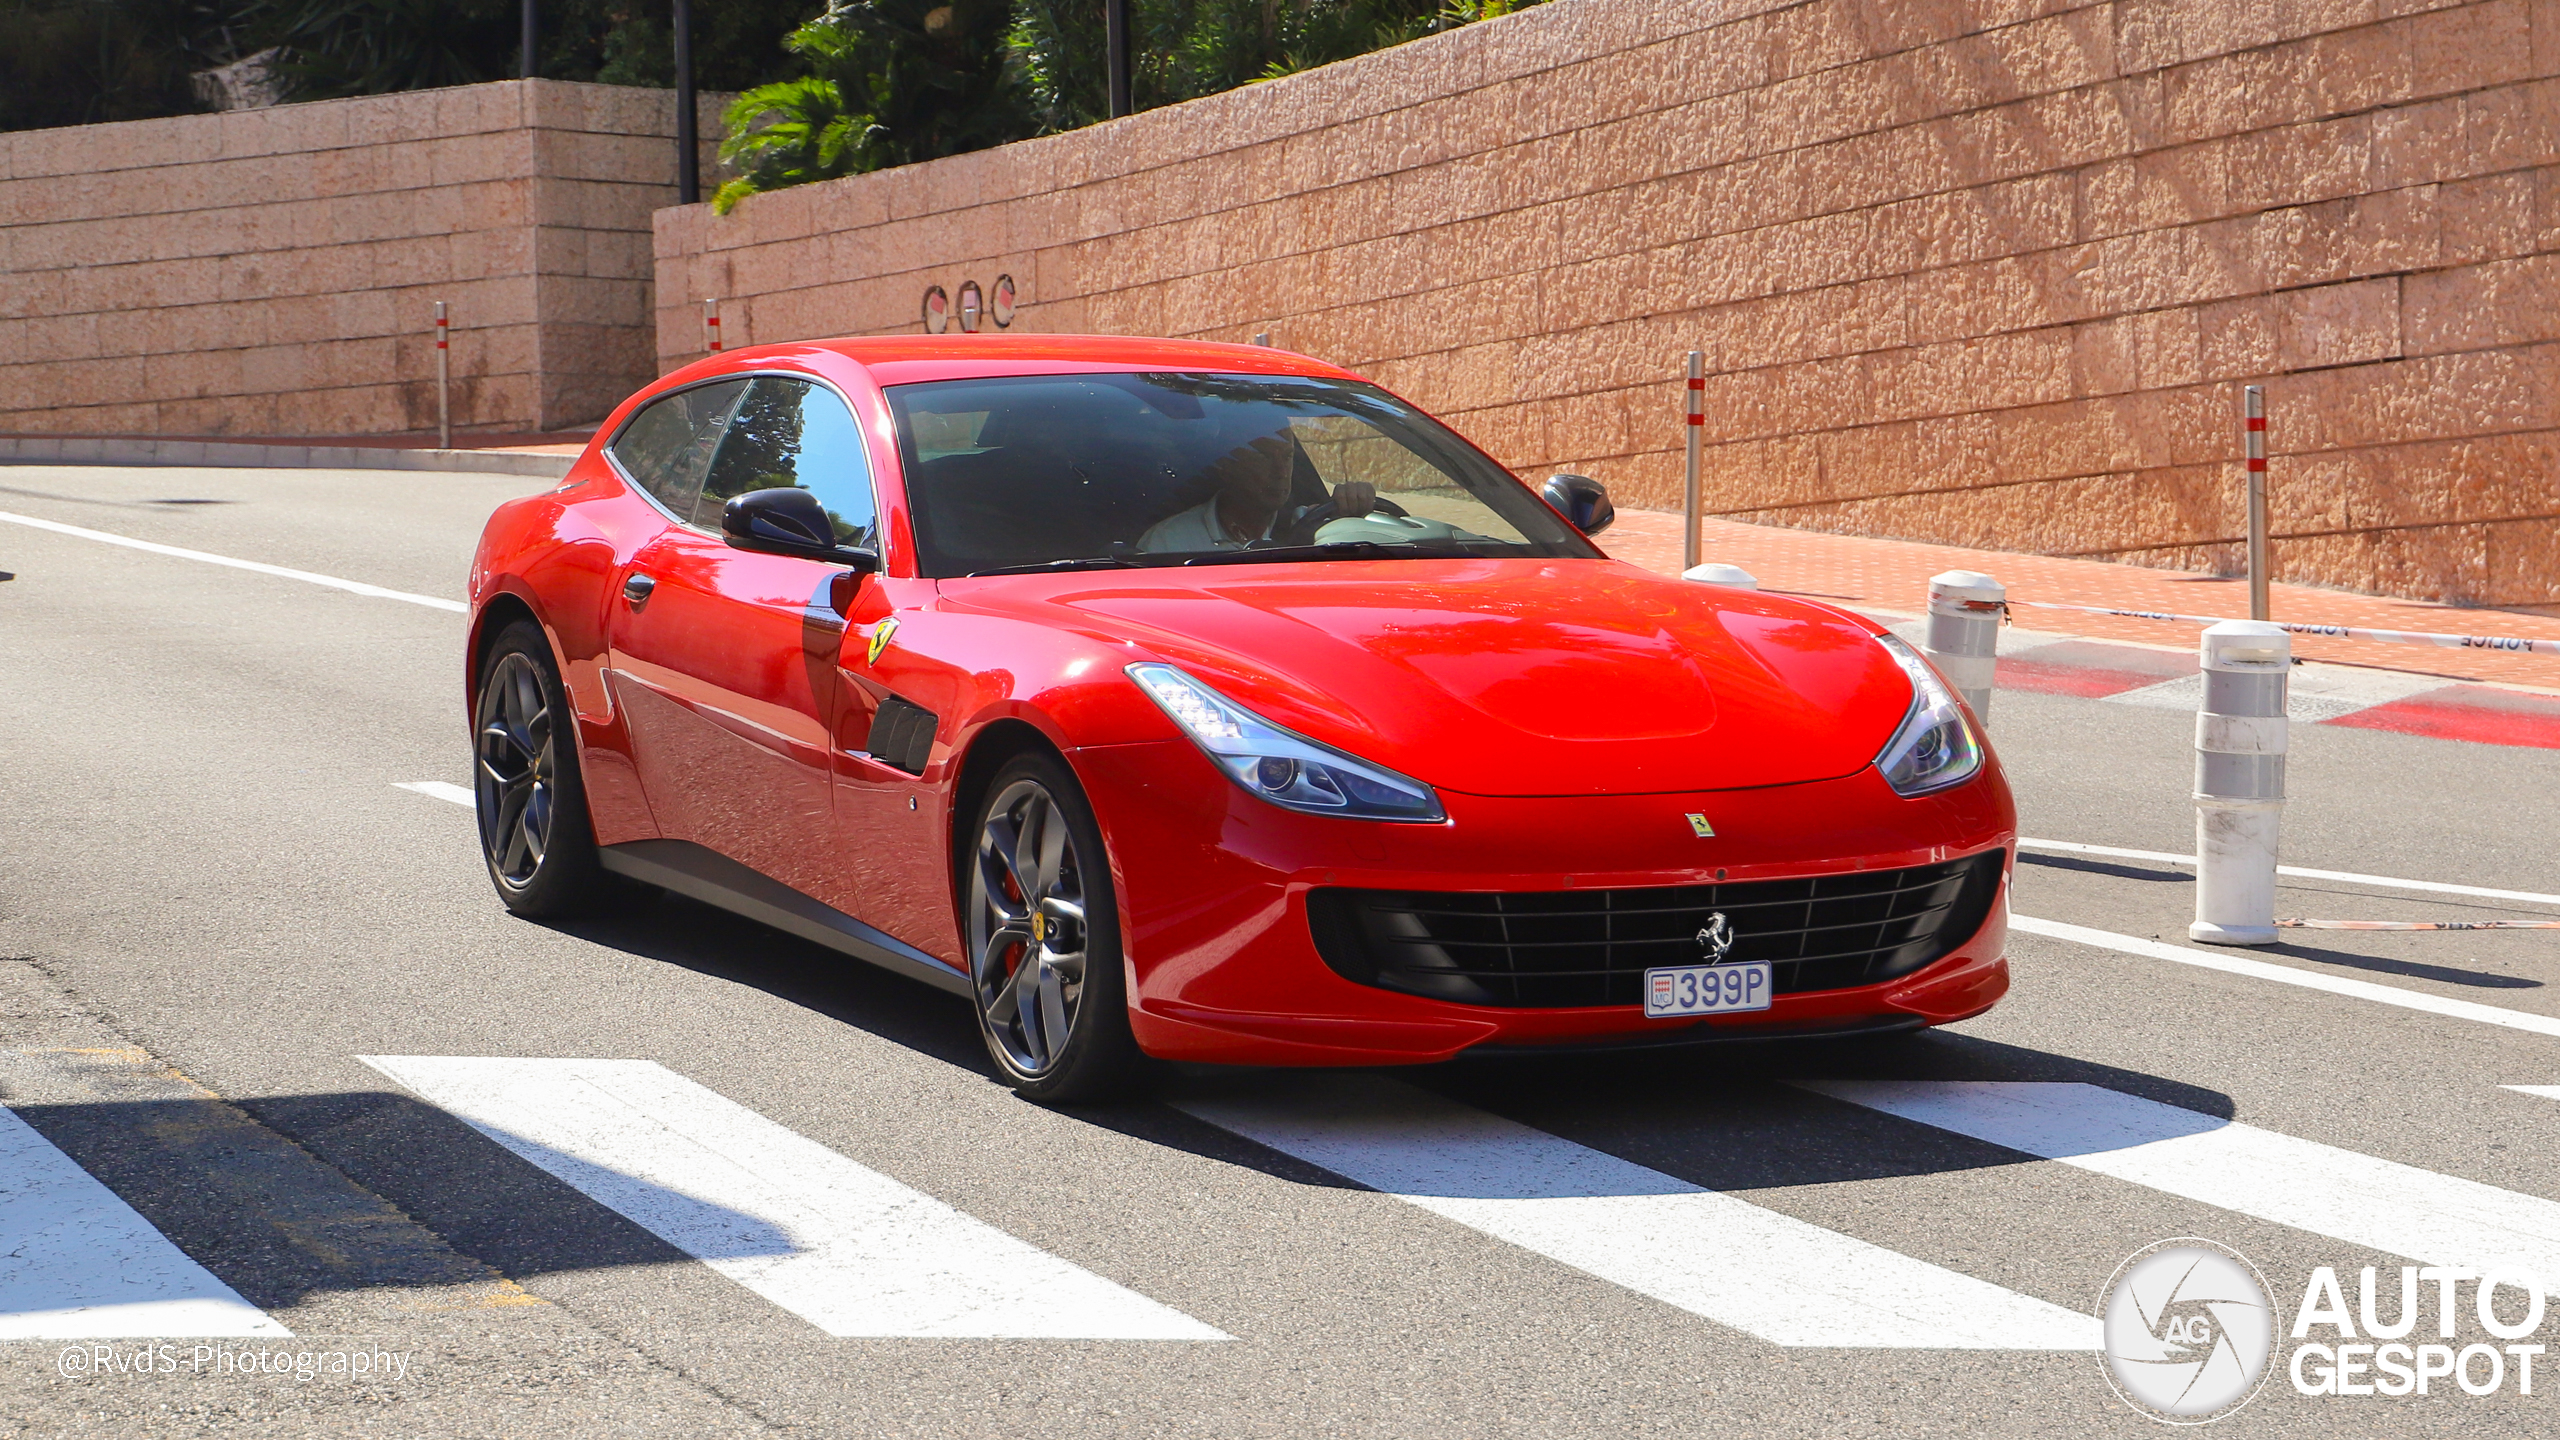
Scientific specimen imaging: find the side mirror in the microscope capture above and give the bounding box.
[1542,473,1615,536]
[722,487,879,573]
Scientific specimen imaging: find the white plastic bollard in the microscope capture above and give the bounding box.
[2189,619,2290,946]
[1682,563,1758,589]
[1923,570,2004,724]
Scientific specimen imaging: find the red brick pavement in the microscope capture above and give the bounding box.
[1602,509,2560,693]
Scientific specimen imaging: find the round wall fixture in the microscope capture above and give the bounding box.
[921,285,949,334]
[991,275,1017,328]
[956,280,983,333]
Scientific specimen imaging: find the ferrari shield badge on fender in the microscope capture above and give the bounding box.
[867,616,899,666]
[1685,813,1715,837]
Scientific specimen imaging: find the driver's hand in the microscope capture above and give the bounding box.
[1333,481,1376,517]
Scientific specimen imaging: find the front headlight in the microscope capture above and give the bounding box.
[1127,664,1446,823]
[1872,634,1984,797]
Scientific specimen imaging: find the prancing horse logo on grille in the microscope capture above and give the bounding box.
[1695,912,1735,961]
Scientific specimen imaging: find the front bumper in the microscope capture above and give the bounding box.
[1072,739,2017,1067]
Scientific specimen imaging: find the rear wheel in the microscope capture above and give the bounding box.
[965,752,1145,1102]
[474,621,614,918]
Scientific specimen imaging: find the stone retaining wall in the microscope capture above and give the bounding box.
[654,0,2560,606]
[1,80,721,438]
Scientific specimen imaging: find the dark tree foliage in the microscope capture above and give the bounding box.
[7,0,1545,199]
[0,0,250,130]
[716,0,1027,209]
[1010,0,1535,133]
[242,0,823,96]
[718,0,1539,211]
[0,0,823,131]
[244,0,521,98]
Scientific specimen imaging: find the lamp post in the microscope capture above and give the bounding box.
[520,0,536,79]
[673,0,699,205]
[1106,0,1132,118]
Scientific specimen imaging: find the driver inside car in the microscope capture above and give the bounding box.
[1136,430,1377,552]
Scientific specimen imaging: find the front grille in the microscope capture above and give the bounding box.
[1306,849,2005,1009]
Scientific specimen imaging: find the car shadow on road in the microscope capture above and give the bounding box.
[523,890,1370,1191]
[506,891,2258,1209]
[1063,1028,2244,1200]
[534,888,995,1073]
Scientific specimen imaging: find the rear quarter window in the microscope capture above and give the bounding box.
[609,380,747,519]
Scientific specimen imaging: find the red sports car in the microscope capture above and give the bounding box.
[467,336,2013,1099]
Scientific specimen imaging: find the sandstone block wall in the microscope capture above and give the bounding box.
[656,0,2560,607]
[0,80,722,438]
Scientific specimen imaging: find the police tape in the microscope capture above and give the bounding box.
[2279,918,2560,931]
[2005,599,2560,659]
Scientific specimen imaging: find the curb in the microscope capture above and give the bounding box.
[0,435,575,480]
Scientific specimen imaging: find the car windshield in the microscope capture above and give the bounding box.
[883,371,1602,577]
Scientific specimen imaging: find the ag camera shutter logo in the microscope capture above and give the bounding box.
[2100,1238,2275,1423]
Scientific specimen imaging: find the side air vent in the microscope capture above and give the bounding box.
[866,694,938,774]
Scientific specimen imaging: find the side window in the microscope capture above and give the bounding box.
[694,377,878,547]
[608,379,748,520]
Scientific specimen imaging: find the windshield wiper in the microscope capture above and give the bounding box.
[1176,541,1482,567]
[967,556,1147,576]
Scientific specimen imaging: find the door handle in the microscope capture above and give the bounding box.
[622,573,656,605]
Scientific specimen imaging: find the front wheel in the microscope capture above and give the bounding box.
[965,752,1145,1102]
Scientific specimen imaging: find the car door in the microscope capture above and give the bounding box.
[607,374,881,910]
[581,378,749,840]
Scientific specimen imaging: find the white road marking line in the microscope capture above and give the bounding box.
[2019,837,2560,907]
[2100,667,2443,722]
[1804,1081,2560,1299]
[2502,1086,2560,1102]
[0,1107,290,1338]
[394,781,474,807]
[357,1056,1224,1340]
[1175,1075,2098,1350]
[2009,913,2560,1039]
[0,509,466,612]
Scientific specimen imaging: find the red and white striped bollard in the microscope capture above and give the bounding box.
[2244,385,2268,622]
[434,301,450,450]
[1682,351,1704,571]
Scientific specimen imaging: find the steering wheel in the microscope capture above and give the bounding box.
[1274,494,1407,547]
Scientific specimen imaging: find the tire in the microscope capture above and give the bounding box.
[474,621,615,919]
[964,751,1146,1102]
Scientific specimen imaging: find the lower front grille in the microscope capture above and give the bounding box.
[1306,849,2006,1009]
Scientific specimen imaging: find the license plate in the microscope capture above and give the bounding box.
[1644,961,1772,1018]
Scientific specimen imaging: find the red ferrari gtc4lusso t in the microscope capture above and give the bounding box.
[467,336,2013,1099]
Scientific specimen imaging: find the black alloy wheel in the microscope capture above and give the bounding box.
[474,622,613,917]
[966,752,1144,1101]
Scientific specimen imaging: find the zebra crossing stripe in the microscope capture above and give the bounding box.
[1804,1081,2560,1297]
[356,1056,1225,1340]
[1175,1075,2099,1350]
[0,1107,289,1338]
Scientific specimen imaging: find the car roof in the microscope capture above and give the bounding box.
[737,334,1368,389]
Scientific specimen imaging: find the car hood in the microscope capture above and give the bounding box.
[958,559,1916,796]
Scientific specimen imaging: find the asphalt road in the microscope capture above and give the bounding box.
[6,463,2560,1437]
